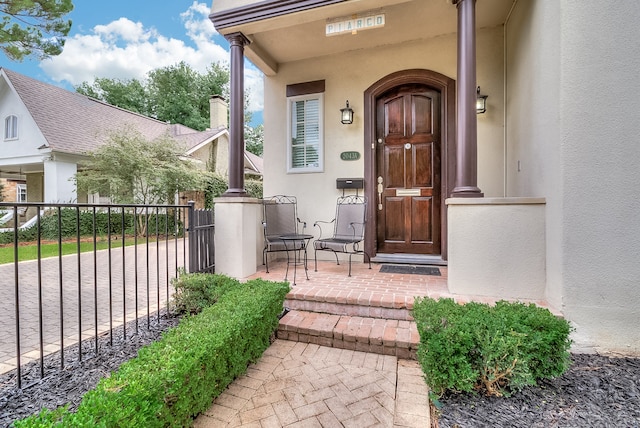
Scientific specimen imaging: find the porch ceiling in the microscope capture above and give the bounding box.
[215,0,514,75]
[0,164,43,176]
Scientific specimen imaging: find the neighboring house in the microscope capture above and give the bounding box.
[209,0,640,355]
[0,69,262,206]
[0,178,27,203]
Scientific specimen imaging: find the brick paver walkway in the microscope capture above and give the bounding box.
[194,340,430,427]
[0,239,187,374]
[193,258,556,427]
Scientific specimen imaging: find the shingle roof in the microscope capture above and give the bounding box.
[176,126,227,152]
[2,68,204,155]
[244,150,264,175]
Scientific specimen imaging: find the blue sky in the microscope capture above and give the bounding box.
[1,1,263,123]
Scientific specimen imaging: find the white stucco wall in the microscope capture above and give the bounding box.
[506,0,563,309]
[447,198,546,301]
[558,1,640,354]
[508,0,640,354]
[0,77,50,168]
[263,27,506,243]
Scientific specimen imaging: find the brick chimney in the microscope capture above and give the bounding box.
[209,95,228,129]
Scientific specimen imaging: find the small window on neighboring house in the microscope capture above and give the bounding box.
[287,93,324,173]
[17,183,27,203]
[4,115,18,140]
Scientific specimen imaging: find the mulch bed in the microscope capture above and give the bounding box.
[2,320,639,428]
[0,311,181,427]
[435,353,640,428]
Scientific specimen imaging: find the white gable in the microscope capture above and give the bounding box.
[0,72,50,169]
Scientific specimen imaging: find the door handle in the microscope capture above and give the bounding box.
[377,176,383,211]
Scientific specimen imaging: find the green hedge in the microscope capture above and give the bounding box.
[14,275,290,427]
[171,271,239,315]
[0,209,184,244]
[413,297,572,397]
[204,175,263,209]
[0,225,38,244]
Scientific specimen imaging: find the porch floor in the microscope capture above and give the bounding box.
[194,258,554,427]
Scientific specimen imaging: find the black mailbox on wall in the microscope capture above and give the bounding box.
[336,178,364,189]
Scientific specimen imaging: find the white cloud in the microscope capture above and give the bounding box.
[39,2,264,114]
[245,66,264,113]
[93,18,151,43]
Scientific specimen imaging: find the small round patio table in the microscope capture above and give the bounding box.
[279,234,313,285]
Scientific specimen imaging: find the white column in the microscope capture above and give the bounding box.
[214,196,262,278]
[43,159,77,203]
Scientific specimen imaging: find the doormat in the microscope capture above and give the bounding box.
[379,264,441,276]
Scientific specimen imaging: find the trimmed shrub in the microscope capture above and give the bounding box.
[412,297,572,397]
[204,175,263,209]
[14,275,289,427]
[38,209,182,239]
[0,226,38,244]
[244,179,263,199]
[171,271,238,315]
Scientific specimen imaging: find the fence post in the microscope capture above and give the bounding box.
[188,201,196,273]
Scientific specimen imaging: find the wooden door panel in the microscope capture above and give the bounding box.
[412,143,433,188]
[384,197,406,241]
[384,146,405,188]
[376,84,441,255]
[384,96,405,138]
[411,197,432,243]
[411,94,433,136]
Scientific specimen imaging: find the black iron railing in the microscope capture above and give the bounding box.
[188,201,215,274]
[0,201,213,388]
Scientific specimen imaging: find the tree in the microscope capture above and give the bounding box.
[76,126,208,206]
[245,123,263,157]
[77,62,231,132]
[76,61,265,158]
[0,0,73,61]
[146,61,229,130]
[76,127,209,235]
[76,77,147,115]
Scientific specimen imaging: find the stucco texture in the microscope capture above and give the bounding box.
[263,27,506,244]
[558,0,640,354]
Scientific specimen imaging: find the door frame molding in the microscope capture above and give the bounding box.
[364,69,456,260]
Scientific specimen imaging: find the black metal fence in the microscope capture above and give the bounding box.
[188,201,215,274]
[0,201,214,388]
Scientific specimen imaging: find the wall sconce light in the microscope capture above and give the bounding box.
[340,100,354,124]
[476,86,488,114]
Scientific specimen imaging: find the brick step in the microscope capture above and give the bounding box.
[284,287,416,321]
[277,310,420,360]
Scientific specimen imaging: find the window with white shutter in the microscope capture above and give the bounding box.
[287,93,323,173]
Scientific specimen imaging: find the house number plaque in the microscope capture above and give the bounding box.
[340,151,361,161]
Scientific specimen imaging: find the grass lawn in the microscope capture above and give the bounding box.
[0,237,141,265]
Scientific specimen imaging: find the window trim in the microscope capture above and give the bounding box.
[286,93,324,174]
[4,115,18,140]
[16,183,27,203]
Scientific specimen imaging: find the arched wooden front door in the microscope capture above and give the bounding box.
[375,84,441,254]
[364,69,456,260]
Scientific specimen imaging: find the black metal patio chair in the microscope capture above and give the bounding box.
[313,195,371,276]
[262,195,307,273]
